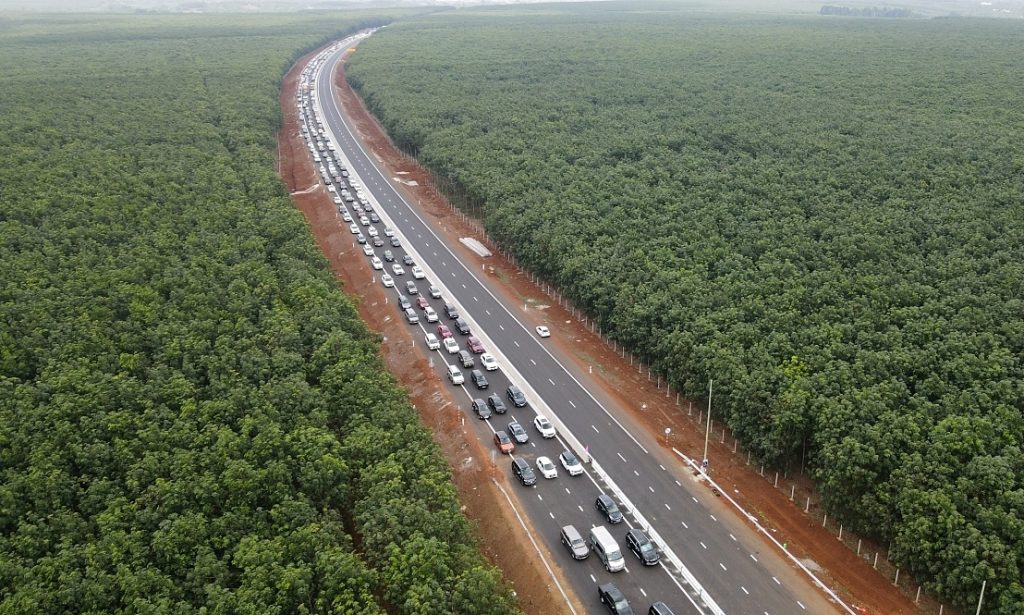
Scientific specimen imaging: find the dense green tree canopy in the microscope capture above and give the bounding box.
[345,4,1024,612]
[0,11,517,614]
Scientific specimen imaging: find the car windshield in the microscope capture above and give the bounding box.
[640,541,655,553]
[498,433,509,443]
[564,453,577,464]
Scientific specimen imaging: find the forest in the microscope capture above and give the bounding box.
[0,11,517,614]
[345,5,1024,613]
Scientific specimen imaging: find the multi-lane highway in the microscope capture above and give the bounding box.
[297,34,841,615]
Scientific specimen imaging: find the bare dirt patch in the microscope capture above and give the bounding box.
[278,48,579,615]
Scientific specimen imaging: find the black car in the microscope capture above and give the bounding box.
[507,421,529,444]
[402,254,415,266]
[372,236,384,247]
[648,602,675,615]
[486,394,507,415]
[506,384,527,407]
[470,369,488,390]
[444,303,459,319]
[383,250,395,262]
[596,494,624,524]
[511,458,536,486]
[370,213,380,223]
[598,583,633,615]
[397,294,412,310]
[454,318,470,335]
[626,528,660,565]
[471,398,491,419]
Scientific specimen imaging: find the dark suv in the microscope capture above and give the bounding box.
[454,318,470,335]
[444,303,459,319]
[470,369,488,390]
[596,494,624,524]
[506,384,527,407]
[471,398,491,419]
[626,528,660,565]
[512,458,536,486]
[487,394,507,414]
[598,583,633,615]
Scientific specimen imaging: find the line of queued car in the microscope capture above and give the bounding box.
[299,51,673,615]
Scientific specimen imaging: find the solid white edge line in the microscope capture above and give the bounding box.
[490,478,579,615]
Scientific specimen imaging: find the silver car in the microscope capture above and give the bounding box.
[560,525,589,560]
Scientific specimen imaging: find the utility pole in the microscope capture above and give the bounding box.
[702,379,713,471]
[975,580,986,615]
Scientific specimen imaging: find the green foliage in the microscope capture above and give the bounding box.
[0,11,516,615]
[345,5,1024,612]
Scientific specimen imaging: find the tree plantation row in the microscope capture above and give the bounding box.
[344,5,1024,613]
[0,12,517,614]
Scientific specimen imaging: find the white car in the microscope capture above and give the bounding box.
[559,450,584,476]
[362,244,374,256]
[367,227,378,237]
[384,227,395,237]
[327,185,336,193]
[381,273,394,288]
[443,337,459,354]
[349,224,359,234]
[424,307,439,323]
[480,354,498,371]
[424,333,440,350]
[536,456,558,479]
[333,196,342,204]
[412,266,426,279]
[392,264,405,276]
[371,257,383,270]
[360,216,370,227]
[429,286,442,299]
[342,212,352,222]
[536,326,551,338]
[534,415,556,439]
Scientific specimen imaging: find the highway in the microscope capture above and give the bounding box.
[299,34,837,615]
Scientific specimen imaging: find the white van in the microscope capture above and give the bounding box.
[589,525,625,572]
[446,364,464,385]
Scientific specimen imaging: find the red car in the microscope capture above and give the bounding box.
[437,324,453,339]
[494,430,515,454]
[416,296,430,310]
[467,336,485,354]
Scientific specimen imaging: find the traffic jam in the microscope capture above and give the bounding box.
[295,43,690,615]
